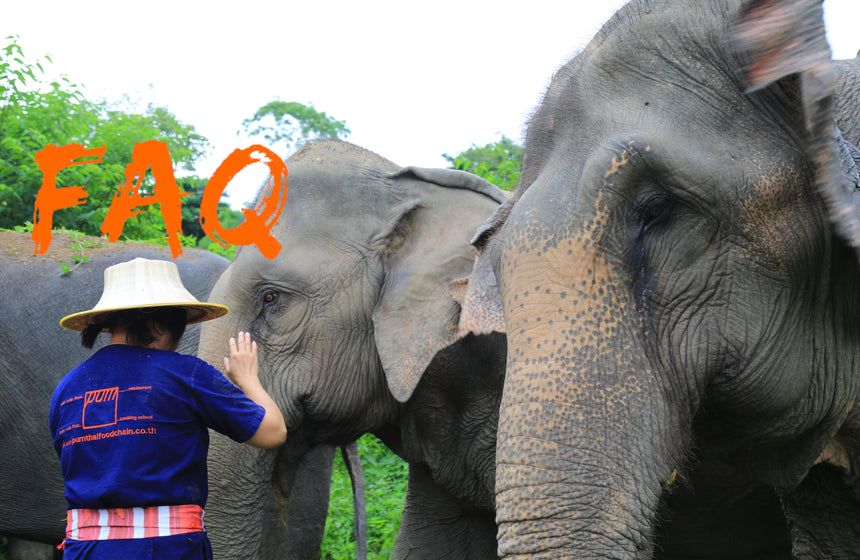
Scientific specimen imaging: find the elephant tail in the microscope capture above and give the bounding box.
[341,442,367,560]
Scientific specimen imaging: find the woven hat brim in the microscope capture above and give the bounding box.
[59,302,229,332]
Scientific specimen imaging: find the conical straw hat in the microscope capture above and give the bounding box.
[60,258,229,331]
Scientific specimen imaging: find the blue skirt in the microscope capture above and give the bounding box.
[61,532,212,559]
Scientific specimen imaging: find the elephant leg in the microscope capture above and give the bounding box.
[7,538,58,560]
[261,443,336,560]
[392,464,496,560]
[779,464,860,559]
[654,458,791,559]
[206,431,276,558]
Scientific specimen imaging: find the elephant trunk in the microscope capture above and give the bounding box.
[197,265,237,372]
[494,244,686,558]
[196,265,274,557]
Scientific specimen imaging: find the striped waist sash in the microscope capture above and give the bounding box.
[65,504,205,541]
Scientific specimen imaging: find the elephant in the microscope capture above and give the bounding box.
[197,139,508,559]
[457,0,860,557]
[0,231,359,559]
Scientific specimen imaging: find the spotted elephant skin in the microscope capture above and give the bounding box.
[459,0,860,557]
[197,140,508,559]
[0,232,342,560]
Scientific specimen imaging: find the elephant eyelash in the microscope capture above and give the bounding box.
[634,188,675,235]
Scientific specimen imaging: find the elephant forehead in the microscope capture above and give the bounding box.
[271,194,385,249]
[279,194,383,232]
[237,230,372,289]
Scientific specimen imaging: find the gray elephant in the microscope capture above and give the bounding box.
[458,0,860,557]
[0,231,351,559]
[197,140,508,559]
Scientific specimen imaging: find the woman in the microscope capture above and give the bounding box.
[49,257,287,559]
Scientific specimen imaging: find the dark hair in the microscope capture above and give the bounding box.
[81,307,188,349]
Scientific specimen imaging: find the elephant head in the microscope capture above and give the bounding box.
[462,0,860,556]
[197,140,505,557]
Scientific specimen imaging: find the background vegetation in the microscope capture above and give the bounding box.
[443,133,522,191]
[321,435,410,559]
[0,35,520,558]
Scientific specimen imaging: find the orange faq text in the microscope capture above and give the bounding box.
[32,141,288,259]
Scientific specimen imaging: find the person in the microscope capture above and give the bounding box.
[49,257,287,559]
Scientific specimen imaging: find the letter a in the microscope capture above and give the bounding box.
[100,140,188,258]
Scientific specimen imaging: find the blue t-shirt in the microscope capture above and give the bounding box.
[49,344,266,559]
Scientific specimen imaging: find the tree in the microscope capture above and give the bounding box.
[0,35,209,242]
[442,134,522,191]
[241,100,350,155]
[177,174,243,260]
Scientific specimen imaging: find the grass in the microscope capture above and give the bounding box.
[321,434,408,559]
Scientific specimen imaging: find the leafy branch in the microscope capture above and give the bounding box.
[241,100,350,154]
[443,134,523,191]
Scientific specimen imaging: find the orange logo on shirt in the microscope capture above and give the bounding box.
[82,387,119,429]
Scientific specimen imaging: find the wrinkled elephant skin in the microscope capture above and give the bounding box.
[198,140,508,559]
[467,0,860,557]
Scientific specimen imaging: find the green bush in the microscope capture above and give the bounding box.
[443,134,522,191]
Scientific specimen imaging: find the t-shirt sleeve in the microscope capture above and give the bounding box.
[188,357,266,443]
[48,383,63,457]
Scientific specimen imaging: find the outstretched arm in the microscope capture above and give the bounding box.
[223,331,288,449]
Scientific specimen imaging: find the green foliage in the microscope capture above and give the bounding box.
[0,35,209,246]
[322,434,408,559]
[242,100,350,155]
[443,134,522,191]
[175,174,242,260]
[59,230,98,275]
[0,41,402,556]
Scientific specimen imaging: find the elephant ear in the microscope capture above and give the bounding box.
[734,0,860,250]
[451,173,523,338]
[449,253,505,338]
[371,167,504,403]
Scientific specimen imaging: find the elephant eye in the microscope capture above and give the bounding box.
[262,290,279,306]
[634,189,674,234]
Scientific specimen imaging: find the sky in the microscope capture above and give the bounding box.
[3,1,858,208]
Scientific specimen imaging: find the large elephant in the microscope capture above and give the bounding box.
[197,140,508,559]
[460,0,860,557]
[0,231,350,559]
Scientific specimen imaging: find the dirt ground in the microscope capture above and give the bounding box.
[0,229,171,264]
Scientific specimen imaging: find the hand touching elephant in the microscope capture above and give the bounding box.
[460,0,860,557]
[197,140,507,559]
